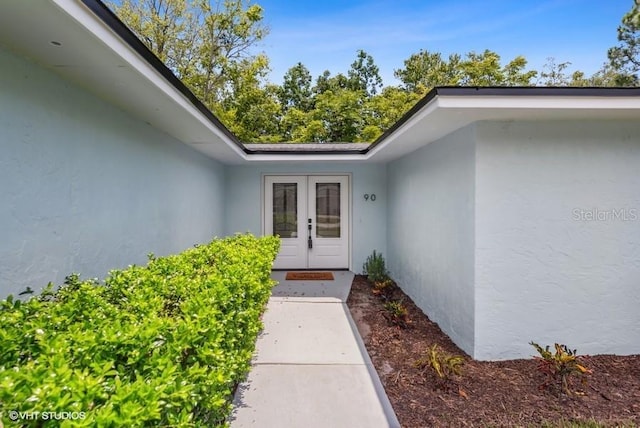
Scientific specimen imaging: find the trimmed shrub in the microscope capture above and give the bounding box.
[0,234,279,427]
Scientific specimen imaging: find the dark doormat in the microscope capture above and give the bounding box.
[285,271,334,281]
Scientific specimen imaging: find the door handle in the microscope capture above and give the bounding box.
[308,218,312,249]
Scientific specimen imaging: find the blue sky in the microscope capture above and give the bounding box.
[253,0,632,86]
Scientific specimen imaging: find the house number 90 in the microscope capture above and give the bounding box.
[364,194,376,201]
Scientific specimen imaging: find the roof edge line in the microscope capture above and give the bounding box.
[79,0,248,154]
[367,86,640,154]
[366,87,441,152]
[244,149,369,155]
[59,3,640,159]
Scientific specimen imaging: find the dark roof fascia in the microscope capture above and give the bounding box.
[366,87,441,153]
[243,149,369,155]
[366,86,640,153]
[80,0,246,153]
[434,86,640,97]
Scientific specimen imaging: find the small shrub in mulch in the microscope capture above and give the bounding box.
[372,277,398,300]
[531,341,592,396]
[415,344,466,393]
[383,299,412,329]
[362,249,388,283]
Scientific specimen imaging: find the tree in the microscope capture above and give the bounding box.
[537,57,573,86]
[394,50,461,92]
[111,0,198,73]
[362,87,422,141]
[195,0,267,105]
[535,57,621,87]
[280,107,313,141]
[109,0,268,107]
[314,70,349,94]
[311,89,365,142]
[459,50,537,86]
[347,50,383,96]
[458,50,504,85]
[216,55,282,142]
[608,0,640,85]
[569,64,621,87]
[395,49,536,91]
[502,55,538,86]
[279,62,313,112]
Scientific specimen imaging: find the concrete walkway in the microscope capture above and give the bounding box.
[230,271,400,428]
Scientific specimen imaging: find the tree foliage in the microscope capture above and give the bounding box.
[279,62,313,112]
[394,50,461,92]
[110,1,638,144]
[348,49,384,96]
[538,57,574,86]
[459,50,537,86]
[394,49,537,90]
[216,55,282,142]
[608,0,640,85]
[110,0,267,107]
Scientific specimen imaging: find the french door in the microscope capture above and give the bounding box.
[264,175,349,269]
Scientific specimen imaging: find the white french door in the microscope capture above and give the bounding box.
[264,175,349,269]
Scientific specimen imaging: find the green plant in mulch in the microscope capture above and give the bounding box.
[0,234,279,427]
[363,250,400,301]
[530,342,592,396]
[372,277,397,300]
[383,299,411,329]
[362,250,388,283]
[415,344,465,391]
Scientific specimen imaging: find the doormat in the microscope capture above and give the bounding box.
[285,271,334,281]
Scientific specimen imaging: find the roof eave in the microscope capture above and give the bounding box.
[11,1,640,164]
[77,0,246,153]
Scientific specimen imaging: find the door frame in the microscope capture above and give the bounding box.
[262,173,352,271]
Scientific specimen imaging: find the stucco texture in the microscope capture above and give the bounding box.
[0,48,225,297]
[388,119,640,360]
[387,125,477,356]
[474,120,640,359]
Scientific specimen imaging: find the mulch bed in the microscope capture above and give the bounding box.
[346,275,640,427]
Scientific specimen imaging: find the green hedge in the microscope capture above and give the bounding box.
[0,234,280,427]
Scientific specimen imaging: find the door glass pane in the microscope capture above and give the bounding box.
[316,183,340,238]
[273,183,298,238]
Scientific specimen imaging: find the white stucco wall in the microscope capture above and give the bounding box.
[0,48,225,297]
[474,120,640,360]
[224,163,387,272]
[386,126,476,356]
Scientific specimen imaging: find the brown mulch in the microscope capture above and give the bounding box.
[346,275,640,428]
